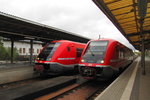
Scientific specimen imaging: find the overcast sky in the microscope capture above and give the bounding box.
[0,0,134,49]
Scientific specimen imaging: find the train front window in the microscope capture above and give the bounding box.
[37,42,61,61]
[82,41,108,63]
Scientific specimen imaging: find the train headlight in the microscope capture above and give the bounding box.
[81,59,85,63]
[100,60,104,63]
[49,58,51,61]
[36,58,39,60]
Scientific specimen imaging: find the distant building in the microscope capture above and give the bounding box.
[2,39,43,56]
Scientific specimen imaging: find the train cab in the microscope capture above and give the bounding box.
[34,40,85,75]
[78,39,133,79]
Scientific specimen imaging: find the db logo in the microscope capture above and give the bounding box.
[88,64,92,66]
[39,61,43,63]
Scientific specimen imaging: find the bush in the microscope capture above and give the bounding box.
[5,47,19,60]
[0,46,19,60]
[0,45,7,60]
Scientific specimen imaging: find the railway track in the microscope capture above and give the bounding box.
[35,79,112,100]
[0,78,39,90]
[0,75,59,90]
[0,74,117,100]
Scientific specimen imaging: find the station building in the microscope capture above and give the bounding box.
[2,38,42,56]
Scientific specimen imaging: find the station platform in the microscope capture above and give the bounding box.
[95,56,150,100]
[0,63,36,85]
[0,76,76,100]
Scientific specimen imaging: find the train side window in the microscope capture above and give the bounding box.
[67,47,70,52]
[76,48,83,57]
[116,46,119,57]
[119,50,124,59]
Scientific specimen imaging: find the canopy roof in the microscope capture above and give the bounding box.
[93,0,150,50]
[0,12,89,43]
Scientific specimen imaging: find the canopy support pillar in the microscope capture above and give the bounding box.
[30,39,33,64]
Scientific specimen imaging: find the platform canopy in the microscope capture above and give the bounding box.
[93,0,150,50]
[0,12,89,43]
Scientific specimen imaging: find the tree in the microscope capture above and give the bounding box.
[0,36,3,46]
[0,45,7,60]
[0,37,19,60]
[5,47,19,60]
[0,37,6,60]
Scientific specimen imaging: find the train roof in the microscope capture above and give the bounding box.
[89,38,116,42]
[51,40,85,45]
[89,38,132,50]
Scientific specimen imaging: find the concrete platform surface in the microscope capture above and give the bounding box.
[95,56,150,100]
[0,64,36,85]
[0,76,76,100]
[138,57,150,100]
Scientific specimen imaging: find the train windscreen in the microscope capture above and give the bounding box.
[37,42,61,61]
[81,41,108,63]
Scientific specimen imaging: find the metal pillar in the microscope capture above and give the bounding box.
[11,38,14,64]
[139,19,146,75]
[141,35,145,75]
[30,40,33,64]
[137,0,147,75]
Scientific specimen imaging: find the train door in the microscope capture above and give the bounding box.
[76,47,84,63]
[66,43,76,64]
[111,44,120,68]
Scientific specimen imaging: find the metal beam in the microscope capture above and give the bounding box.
[11,38,14,64]
[0,30,53,41]
[138,0,148,75]
[132,39,150,43]
[132,0,140,32]
[126,30,150,37]
[138,0,148,19]
[30,40,33,64]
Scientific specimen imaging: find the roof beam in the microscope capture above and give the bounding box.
[105,0,121,5]
[126,30,150,37]
[0,30,53,41]
[138,0,148,19]
[93,0,134,45]
[132,0,139,32]
[132,39,150,43]
[110,4,134,11]
[120,19,136,24]
[114,11,133,17]
[118,15,135,21]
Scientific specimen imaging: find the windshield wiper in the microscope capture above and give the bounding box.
[89,49,95,56]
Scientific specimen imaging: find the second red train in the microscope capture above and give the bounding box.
[78,39,134,79]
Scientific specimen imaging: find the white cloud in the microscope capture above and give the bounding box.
[0,0,134,49]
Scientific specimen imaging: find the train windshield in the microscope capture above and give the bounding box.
[37,42,61,61]
[82,41,108,63]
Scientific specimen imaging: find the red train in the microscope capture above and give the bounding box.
[34,40,85,75]
[78,39,134,79]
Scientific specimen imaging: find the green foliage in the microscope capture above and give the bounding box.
[0,36,3,46]
[0,45,7,60]
[0,37,19,60]
[5,47,19,60]
[0,46,19,60]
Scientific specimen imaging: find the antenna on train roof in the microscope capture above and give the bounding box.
[98,35,101,39]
